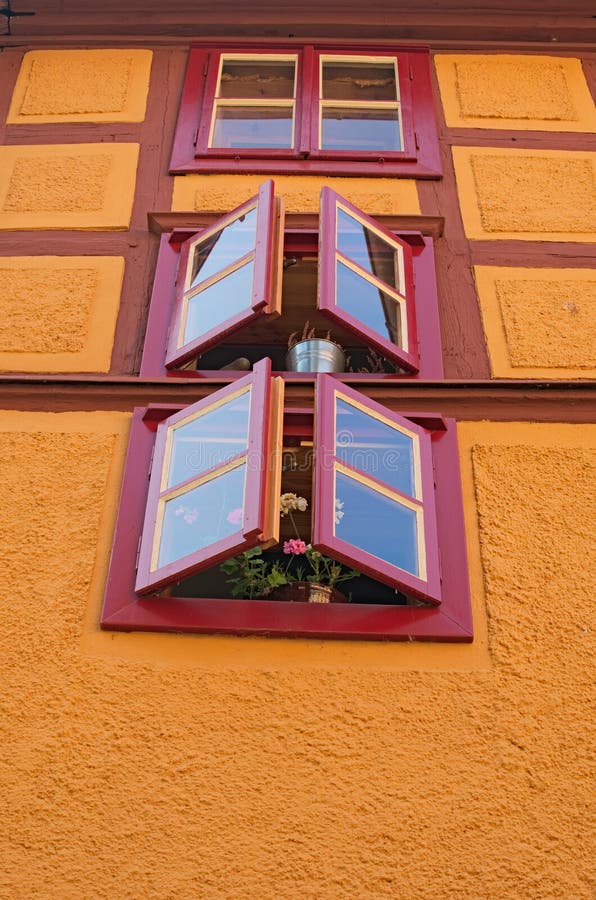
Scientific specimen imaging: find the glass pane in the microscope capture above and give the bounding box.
[219,58,296,99]
[158,463,247,569]
[212,106,293,149]
[335,398,416,497]
[336,208,402,291]
[190,207,257,289]
[321,107,401,151]
[336,261,403,347]
[322,61,397,102]
[335,470,419,577]
[184,260,254,346]
[167,391,251,488]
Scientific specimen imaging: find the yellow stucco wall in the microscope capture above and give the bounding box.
[435,54,596,131]
[172,174,421,215]
[7,49,153,124]
[1,411,594,898]
[0,256,124,372]
[452,147,596,241]
[474,266,596,378]
[0,143,139,230]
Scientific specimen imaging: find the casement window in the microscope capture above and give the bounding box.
[141,181,443,378]
[102,359,472,641]
[170,44,441,178]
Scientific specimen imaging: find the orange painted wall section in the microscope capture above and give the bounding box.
[474,266,596,378]
[171,173,421,215]
[435,54,596,131]
[1,412,594,898]
[0,256,124,372]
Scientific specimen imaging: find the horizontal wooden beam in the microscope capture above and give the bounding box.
[0,375,593,421]
[148,212,445,238]
[3,6,595,44]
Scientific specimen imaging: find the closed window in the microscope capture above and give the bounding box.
[170,45,441,177]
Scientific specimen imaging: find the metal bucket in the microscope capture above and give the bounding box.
[285,338,345,373]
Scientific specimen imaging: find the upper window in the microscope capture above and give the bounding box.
[170,45,441,177]
[141,181,444,378]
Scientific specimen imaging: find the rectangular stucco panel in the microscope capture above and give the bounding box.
[435,54,596,131]
[0,144,139,230]
[4,155,112,213]
[474,266,596,378]
[1,267,97,351]
[452,147,596,241]
[471,440,595,662]
[172,174,421,215]
[0,256,124,372]
[7,49,152,123]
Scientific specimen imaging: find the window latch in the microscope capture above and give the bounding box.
[134,536,142,572]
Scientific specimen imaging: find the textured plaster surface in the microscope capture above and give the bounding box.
[0,144,139,230]
[452,147,596,241]
[7,50,153,124]
[171,174,421,215]
[1,414,594,899]
[474,265,596,378]
[0,256,124,373]
[435,54,596,131]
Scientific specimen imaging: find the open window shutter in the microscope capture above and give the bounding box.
[318,186,419,373]
[136,358,284,594]
[312,375,441,604]
[166,180,283,369]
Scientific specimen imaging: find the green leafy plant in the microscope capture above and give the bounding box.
[220,493,359,598]
[220,546,296,600]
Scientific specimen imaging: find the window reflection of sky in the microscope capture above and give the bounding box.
[158,464,246,568]
[336,261,401,346]
[335,470,419,576]
[213,111,293,150]
[322,114,401,152]
[336,208,400,290]
[167,392,250,487]
[190,207,257,287]
[335,398,416,497]
[185,260,254,345]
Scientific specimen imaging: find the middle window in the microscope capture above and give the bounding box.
[142,181,443,378]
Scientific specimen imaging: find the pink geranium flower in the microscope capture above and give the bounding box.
[226,507,243,525]
[283,538,307,555]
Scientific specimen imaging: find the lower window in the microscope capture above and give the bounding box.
[102,359,472,641]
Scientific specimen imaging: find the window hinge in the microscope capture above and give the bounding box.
[203,61,208,76]
[193,127,199,147]
[414,130,420,150]
[135,536,142,572]
[409,64,414,80]
[148,444,155,477]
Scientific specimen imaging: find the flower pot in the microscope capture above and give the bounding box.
[267,581,348,604]
[285,338,345,373]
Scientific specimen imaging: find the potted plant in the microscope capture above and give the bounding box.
[220,493,359,603]
[285,322,346,373]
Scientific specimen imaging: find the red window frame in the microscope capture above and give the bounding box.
[135,358,283,593]
[101,373,472,642]
[170,44,441,178]
[140,187,444,379]
[165,180,282,368]
[319,186,419,373]
[314,376,441,604]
